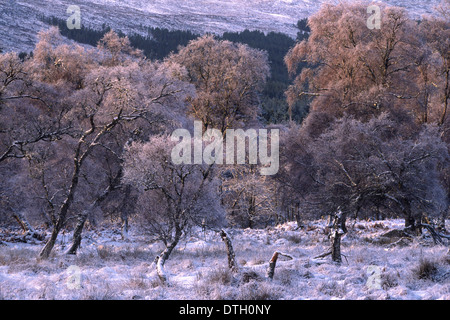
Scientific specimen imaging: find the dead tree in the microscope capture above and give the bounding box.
[420,223,450,245]
[315,208,347,263]
[220,229,239,273]
[7,205,44,241]
[330,209,347,262]
[266,251,294,280]
[11,210,35,235]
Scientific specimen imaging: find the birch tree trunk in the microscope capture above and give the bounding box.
[220,229,239,273]
[266,251,293,280]
[156,228,182,283]
[39,175,79,259]
[121,215,129,241]
[65,210,89,255]
[66,169,122,255]
[330,229,343,263]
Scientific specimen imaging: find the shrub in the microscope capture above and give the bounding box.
[414,258,439,281]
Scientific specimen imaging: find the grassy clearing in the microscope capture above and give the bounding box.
[0,219,449,300]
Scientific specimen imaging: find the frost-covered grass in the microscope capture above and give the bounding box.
[0,219,449,300]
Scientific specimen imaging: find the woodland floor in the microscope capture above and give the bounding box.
[0,219,449,300]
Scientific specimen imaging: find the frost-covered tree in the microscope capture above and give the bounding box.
[0,27,195,255]
[169,35,270,133]
[97,30,143,66]
[122,136,224,282]
[168,35,274,231]
[0,34,76,234]
[284,2,428,127]
[25,28,193,259]
[282,114,448,261]
[281,2,450,251]
[221,160,280,229]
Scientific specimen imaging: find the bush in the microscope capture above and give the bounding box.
[240,271,262,284]
[414,258,439,281]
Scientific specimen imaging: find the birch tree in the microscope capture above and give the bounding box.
[35,29,192,259]
[169,35,270,133]
[123,136,223,282]
[282,114,448,261]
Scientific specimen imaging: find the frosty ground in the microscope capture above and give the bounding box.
[0,219,449,300]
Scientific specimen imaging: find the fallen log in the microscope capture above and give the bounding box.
[420,223,450,246]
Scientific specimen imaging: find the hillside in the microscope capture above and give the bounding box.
[0,0,442,53]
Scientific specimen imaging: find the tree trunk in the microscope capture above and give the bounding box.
[403,200,418,234]
[10,210,45,241]
[330,209,347,263]
[330,230,343,263]
[39,156,81,259]
[266,252,279,280]
[121,215,129,241]
[295,202,302,228]
[39,225,60,259]
[266,251,294,280]
[156,228,182,283]
[247,194,256,229]
[439,69,449,127]
[66,169,123,255]
[220,229,239,273]
[120,185,133,241]
[416,213,425,235]
[66,210,89,255]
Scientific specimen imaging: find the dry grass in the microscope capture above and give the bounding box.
[236,280,282,300]
[414,258,439,280]
[0,220,449,300]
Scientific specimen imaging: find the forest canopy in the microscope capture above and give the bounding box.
[39,15,310,124]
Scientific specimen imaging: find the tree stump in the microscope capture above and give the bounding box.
[220,229,239,273]
[266,251,293,280]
